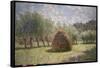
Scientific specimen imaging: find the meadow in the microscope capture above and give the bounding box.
[15,43,96,66]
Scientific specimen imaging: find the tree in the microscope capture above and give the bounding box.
[61,23,79,44]
[43,19,54,46]
[80,30,96,43]
[16,12,54,48]
[73,20,96,32]
[16,12,43,47]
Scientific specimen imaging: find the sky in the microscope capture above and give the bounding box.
[16,2,97,24]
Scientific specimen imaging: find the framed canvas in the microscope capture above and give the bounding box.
[11,1,98,67]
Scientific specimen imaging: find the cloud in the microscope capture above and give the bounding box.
[16,2,96,24]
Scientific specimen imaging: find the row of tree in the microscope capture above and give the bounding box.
[73,20,96,44]
[73,20,96,32]
[16,12,54,48]
[57,20,96,44]
[15,12,96,48]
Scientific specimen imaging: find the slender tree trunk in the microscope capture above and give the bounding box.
[41,36,45,47]
[23,37,27,48]
[45,36,50,46]
[30,36,33,48]
[36,37,39,47]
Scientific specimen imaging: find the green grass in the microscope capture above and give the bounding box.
[15,44,96,66]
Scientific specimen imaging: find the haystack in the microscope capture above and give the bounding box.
[52,30,72,51]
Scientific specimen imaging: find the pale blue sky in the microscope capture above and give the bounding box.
[16,2,96,24]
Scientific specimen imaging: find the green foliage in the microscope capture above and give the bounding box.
[15,12,54,47]
[41,19,54,37]
[16,12,54,37]
[80,30,96,43]
[16,12,96,46]
[62,24,79,44]
[73,20,96,44]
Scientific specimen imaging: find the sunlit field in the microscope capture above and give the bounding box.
[15,44,96,65]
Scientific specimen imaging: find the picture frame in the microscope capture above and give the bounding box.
[11,1,98,67]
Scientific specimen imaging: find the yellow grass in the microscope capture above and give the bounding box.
[15,44,96,66]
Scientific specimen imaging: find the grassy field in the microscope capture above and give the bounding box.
[15,44,96,66]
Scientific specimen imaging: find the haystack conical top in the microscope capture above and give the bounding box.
[52,30,72,51]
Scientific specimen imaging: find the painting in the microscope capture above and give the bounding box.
[11,1,97,67]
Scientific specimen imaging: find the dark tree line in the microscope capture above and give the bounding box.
[73,20,96,32]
